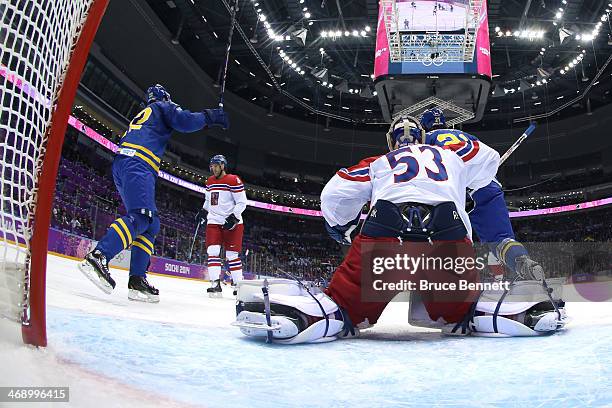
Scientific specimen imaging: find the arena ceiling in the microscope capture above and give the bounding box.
[145,0,612,130]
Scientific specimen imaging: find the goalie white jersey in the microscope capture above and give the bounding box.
[321,142,500,239]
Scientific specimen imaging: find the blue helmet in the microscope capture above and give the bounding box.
[209,154,227,167]
[386,115,425,150]
[420,108,446,131]
[146,84,171,104]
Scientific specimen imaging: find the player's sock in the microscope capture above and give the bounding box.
[130,235,155,277]
[95,216,135,260]
[207,256,222,281]
[228,258,243,283]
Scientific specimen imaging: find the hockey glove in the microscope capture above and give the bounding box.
[325,215,360,246]
[203,108,229,130]
[195,209,207,226]
[222,214,240,230]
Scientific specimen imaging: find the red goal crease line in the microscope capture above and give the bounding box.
[2,66,610,220]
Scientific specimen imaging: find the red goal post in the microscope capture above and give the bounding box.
[0,0,109,347]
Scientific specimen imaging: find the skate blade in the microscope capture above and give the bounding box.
[208,292,223,298]
[128,289,160,303]
[231,321,282,331]
[78,261,113,295]
[233,311,299,339]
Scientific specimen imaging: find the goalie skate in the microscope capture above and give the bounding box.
[78,250,115,294]
[231,311,294,338]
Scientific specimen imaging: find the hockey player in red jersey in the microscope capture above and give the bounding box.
[232,116,566,344]
[198,155,247,297]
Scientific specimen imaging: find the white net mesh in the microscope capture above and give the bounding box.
[0,0,94,326]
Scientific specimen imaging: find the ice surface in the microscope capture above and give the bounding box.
[1,253,611,407]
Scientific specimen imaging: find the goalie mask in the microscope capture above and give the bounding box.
[146,84,171,104]
[386,115,426,151]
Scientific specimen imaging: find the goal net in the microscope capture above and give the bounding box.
[0,0,108,347]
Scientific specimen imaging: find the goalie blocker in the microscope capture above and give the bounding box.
[233,278,568,344]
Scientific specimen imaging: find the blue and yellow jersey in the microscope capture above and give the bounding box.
[425,129,481,162]
[117,101,207,174]
[425,128,516,245]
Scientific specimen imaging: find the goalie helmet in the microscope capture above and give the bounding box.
[386,114,426,151]
[420,108,446,132]
[146,84,171,104]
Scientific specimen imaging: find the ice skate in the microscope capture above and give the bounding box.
[128,276,160,303]
[78,250,115,294]
[207,279,223,298]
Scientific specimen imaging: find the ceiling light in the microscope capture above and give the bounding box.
[304,12,311,18]
[495,26,500,32]
[365,26,371,32]
[321,31,328,37]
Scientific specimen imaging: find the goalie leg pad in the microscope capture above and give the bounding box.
[234,279,346,344]
[471,280,568,337]
[409,280,568,336]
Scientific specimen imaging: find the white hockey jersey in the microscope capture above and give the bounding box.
[320,141,500,239]
[203,174,248,225]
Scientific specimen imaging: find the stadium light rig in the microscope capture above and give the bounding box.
[320,25,370,39]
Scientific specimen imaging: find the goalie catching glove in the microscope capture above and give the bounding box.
[222,213,240,230]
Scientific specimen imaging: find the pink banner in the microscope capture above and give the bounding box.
[68,116,119,153]
[475,0,492,78]
[509,197,612,218]
[374,1,391,78]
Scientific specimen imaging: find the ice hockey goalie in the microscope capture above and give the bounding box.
[233,115,567,343]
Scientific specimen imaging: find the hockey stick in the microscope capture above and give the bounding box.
[188,221,202,263]
[261,278,274,343]
[218,0,239,108]
[499,123,536,165]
